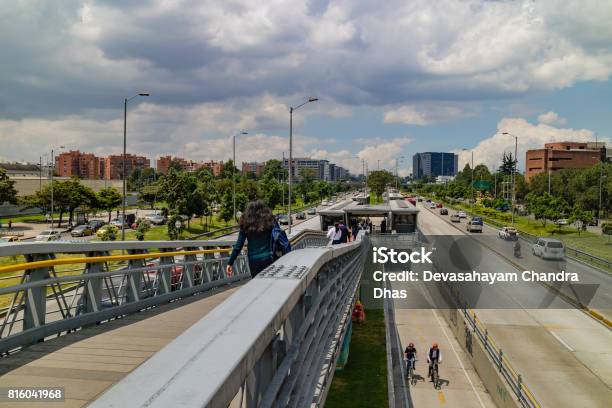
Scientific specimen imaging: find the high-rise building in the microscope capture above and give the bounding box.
[525,141,605,182]
[104,154,150,180]
[412,152,458,180]
[55,150,103,179]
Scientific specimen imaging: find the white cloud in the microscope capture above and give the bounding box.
[384,105,465,125]
[537,111,567,125]
[455,117,608,172]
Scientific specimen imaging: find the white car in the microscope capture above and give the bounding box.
[35,230,61,242]
[429,202,437,209]
[466,220,483,233]
[532,238,565,260]
[146,213,166,225]
[498,227,518,240]
[555,219,568,226]
[321,200,330,206]
[458,211,467,218]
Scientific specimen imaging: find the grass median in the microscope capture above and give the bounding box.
[326,309,388,408]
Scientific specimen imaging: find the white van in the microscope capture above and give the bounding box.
[532,238,565,260]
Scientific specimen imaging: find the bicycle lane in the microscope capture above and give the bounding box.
[385,249,495,407]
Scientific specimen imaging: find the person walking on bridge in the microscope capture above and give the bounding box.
[226,200,276,278]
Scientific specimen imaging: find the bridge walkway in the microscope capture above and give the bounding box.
[0,285,241,408]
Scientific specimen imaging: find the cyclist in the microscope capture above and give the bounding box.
[427,342,442,382]
[405,342,417,378]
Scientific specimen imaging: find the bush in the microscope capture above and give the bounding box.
[100,227,117,241]
[135,219,151,241]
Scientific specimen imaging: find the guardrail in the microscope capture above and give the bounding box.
[0,230,328,355]
[464,309,541,408]
[439,278,541,408]
[90,233,368,408]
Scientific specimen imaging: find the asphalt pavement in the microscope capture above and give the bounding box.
[414,201,612,407]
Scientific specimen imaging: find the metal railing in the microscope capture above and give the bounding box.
[0,229,329,355]
[90,233,368,408]
[0,239,250,355]
[464,308,541,408]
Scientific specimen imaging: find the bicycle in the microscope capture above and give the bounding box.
[430,361,440,389]
[407,358,417,385]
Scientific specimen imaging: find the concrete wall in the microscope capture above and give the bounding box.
[440,309,521,408]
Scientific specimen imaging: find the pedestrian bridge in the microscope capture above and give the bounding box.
[2,211,607,407]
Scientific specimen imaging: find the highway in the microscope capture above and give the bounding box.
[413,201,612,407]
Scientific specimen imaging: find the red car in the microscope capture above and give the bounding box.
[436,203,443,208]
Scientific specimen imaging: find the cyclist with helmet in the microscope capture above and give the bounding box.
[427,342,442,382]
[405,342,417,378]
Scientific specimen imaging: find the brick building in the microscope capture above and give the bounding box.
[242,162,266,177]
[55,150,103,179]
[525,141,604,182]
[156,156,223,176]
[104,154,150,180]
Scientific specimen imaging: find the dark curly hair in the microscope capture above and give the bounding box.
[239,200,275,233]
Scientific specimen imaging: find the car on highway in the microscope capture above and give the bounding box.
[35,230,61,242]
[0,235,21,243]
[429,202,437,209]
[110,218,126,228]
[89,219,105,231]
[277,214,292,225]
[296,212,306,220]
[532,238,565,260]
[555,218,569,226]
[146,213,166,225]
[466,219,483,233]
[321,200,330,206]
[450,213,461,223]
[436,203,443,208]
[439,208,448,215]
[96,224,119,238]
[307,207,316,215]
[70,224,93,237]
[458,211,467,218]
[498,226,519,241]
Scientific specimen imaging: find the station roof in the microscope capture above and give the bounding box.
[319,199,419,216]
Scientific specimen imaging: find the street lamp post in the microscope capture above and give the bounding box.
[232,131,248,222]
[122,92,149,241]
[502,132,518,226]
[462,149,474,214]
[288,97,317,234]
[50,146,65,229]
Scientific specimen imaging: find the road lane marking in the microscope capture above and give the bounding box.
[432,309,487,408]
[438,391,446,403]
[550,331,575,352]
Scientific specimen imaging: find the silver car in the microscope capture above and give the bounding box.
[35,230,61,241]
[532,238,565,260]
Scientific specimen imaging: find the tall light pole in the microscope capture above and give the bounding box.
[594,133,604,224]
[502,132,518,226]
[122,92,150,240]
[462,148,474,214]
[288,97,318,234]
[232,131,248,222]
[50,146,65,229]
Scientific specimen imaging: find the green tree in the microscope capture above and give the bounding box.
[569,203,591,235]
[138,183,161,209]
[263,159,287,180]
[135,219,151,241]
[498,152,516,175]
[0,168,18,204]
[602,222,612,244]
[97,187,123,222]
[367,170,394,197]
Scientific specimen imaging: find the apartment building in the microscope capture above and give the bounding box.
[525,141,605,182]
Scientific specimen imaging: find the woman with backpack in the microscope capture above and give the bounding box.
[226,200,287,278]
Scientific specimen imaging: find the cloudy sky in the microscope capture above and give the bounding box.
[1,0,611,175]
